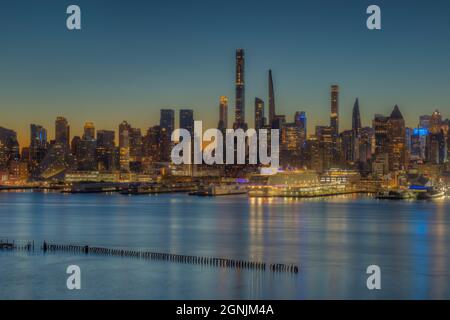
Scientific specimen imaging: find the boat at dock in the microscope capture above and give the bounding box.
[416,187,446,200]
[189,184,247,196]
[376,190,416,200]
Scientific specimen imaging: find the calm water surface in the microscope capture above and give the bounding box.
[0,191,449,299]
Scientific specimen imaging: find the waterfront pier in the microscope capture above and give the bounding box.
[1,240,299,274]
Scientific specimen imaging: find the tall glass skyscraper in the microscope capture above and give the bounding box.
[268,69,276,127]
[234,49,246,130]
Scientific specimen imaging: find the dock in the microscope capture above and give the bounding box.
[1,239,299,274]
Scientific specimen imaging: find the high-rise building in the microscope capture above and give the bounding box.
[330,85,339,136]
[430,110,443,134]
[254,98,265,130]
[29,124,48,165]
[426,129,447,164]
[83,122,96,141]
[294,111,307,139]
[55,117,70,147]
[119,121,131,172]
[180,109,194,136]
[352,98,361,133]
[268,70,276,126]
[96,130,116,171]
[419,115,431,129]
[387,105,408,171]
[160,109,175,162]
[218,96,228,132]
[373,114,389,156]
[0,127,19,169]
[234,49,246,130]
[330,85,340,164]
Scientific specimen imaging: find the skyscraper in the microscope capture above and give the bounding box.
[294,111,307,139]
[83,122,95,141]
[29,124,48,165]
[352,98,361,133]
[388,105,408,171]
[254,98,265,130]
[160,109,175,162]
[96,130,115,172]
[268,69,276,126]
[330,85,340,164]
[218,96,228,132]
[180,109,194,136]
[330,85,339,136]
[55,117,70,147]
[233,49,246,130]
[119,121,131,172]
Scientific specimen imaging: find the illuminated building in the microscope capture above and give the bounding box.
[180,109,194,136]
[83,122,95,141]
[55,117,70,147]
[281,123,303,168]
[0,127,19,170]
[233,49,247,130]
[268,69,276,126]
[119,121,131,172]
[254,98,265,130]
[429,110,442,134]
[373,114,389,156]
[426,130,447,164]
[29,124,48,169]
[96,130,116,172]
[160,109,175,162]
[330,85,340,162]
[294,111,307,139]
[8,160,29,182]
[387,105,408,171]
[129,128,143,172]
[218,96,228,132]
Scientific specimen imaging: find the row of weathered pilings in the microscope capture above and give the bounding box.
[1,240,299,274]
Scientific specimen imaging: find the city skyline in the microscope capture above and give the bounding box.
[1,1,450,146]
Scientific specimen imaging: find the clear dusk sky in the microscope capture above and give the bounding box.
[1,0,450,147]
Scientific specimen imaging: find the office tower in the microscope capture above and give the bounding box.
[160,109,175,162]
[119,121,131,172]
[129,128,143,172]
[218,96,228,132]
[387,105,408,171]
[29,124,48,165]
[295,111,307,139]
[83,122,96,141]
[55,117,70,147]
[96,130,116,171]
[304,138,321,172]
[359,127,374,164]
[419,115,431,129]
[268,69,276,126]
[76,139,97,171]
[373,114,389,156]
[281,123,303,168]
[143,125,162,166]
[340,130,355,164]
[0,127,19,169]
[319,126,334,172]
[352,98,362,133]
[71,136,81,157]
[426,130,447,164]
[254,98,265,130]
[180,109,194,136]
[233,49,247,130]
[330,85,340,164]
[330,85,339,136]
[429,110,443,134]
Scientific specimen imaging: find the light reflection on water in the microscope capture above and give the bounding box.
[0,191,449,299]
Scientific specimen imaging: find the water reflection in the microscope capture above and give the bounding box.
[0,192,449,299]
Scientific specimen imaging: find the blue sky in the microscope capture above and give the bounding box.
[0,0,449,145]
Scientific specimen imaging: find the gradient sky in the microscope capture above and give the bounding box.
[1,0,450,147]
